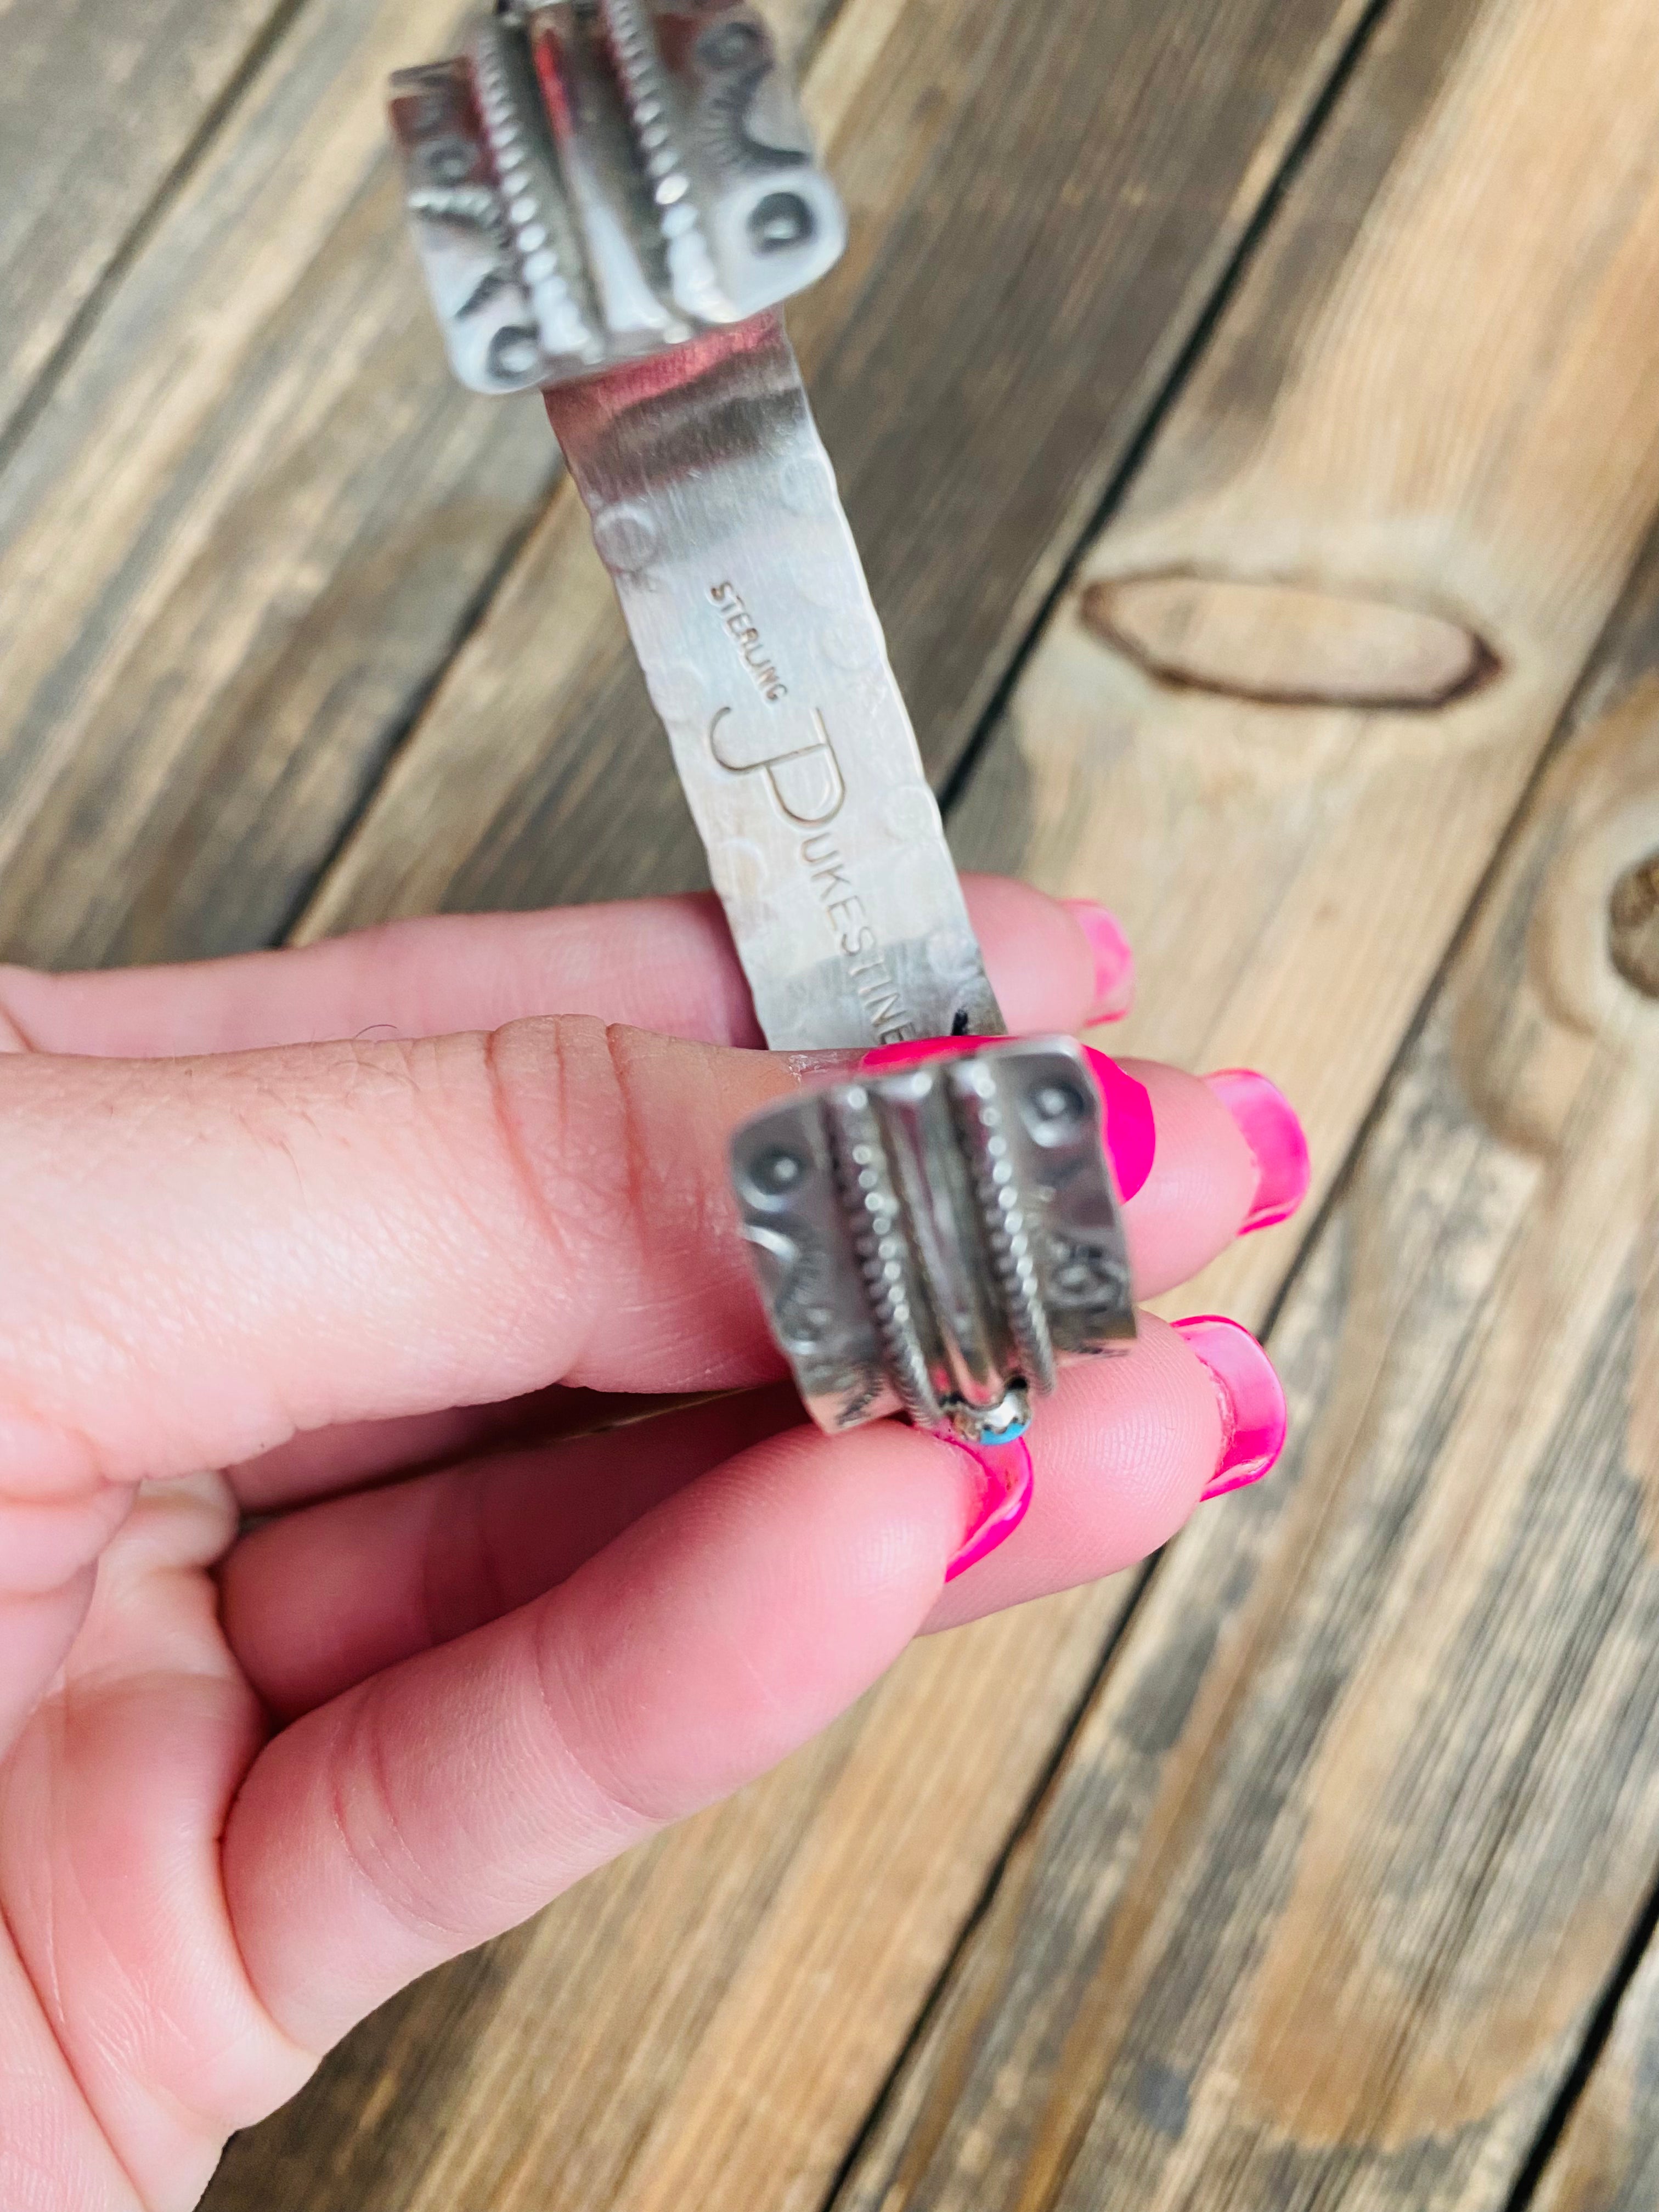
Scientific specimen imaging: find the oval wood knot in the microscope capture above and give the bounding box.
[1080,571,1498,710]
[1609,850,1659,999]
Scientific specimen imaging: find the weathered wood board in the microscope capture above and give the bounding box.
[10,0,1659,2203]
[207,1593,1121,2210]
[0,0,567,970]
[209,0,1659,2204]
[831,518,1659,2212]
[0,0,289,447]
[952,0,1659,1326]
[0,0,1373,975]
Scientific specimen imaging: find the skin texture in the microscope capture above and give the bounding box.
[0,877,1279,2212]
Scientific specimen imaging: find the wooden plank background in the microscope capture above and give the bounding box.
[4,0,1659,2205]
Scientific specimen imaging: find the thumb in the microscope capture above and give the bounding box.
[0,1018,802,1500]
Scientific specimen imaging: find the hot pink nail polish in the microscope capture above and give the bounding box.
[1060,899,1136,1023]
[1081,1046,1154,1201]
[944,1435,1034,1580]
[861,1037,1155,1201]
[1203,1068,1310,1234]
[1174,1314,1288,1501]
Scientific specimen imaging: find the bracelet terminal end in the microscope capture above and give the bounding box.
[731,1037,1136,1444]
[388,1,845,396]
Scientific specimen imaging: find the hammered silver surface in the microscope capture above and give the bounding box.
[388,2,845,393]
[546,314,1004,1049]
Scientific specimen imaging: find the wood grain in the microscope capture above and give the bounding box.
[12,0,1656,2204]
[201,4,1397,2200]
[950,0,1659,1337]
[0,0,290,446]
[0,0,819,972]
[833,497,1659,2212]
[211,0,1659,2207]
[0,0,569,969]
[296,0,1375,932]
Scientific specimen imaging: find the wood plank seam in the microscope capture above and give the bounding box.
[255,0,871,950]
[1505,1876,1659,2210]
[260,484,573,949]
[16,0,1637,2194]
[816,0,1659,2198]
[206,0,1659,2198]
[1491,567,1659,2212]
[874,97,1659,2198]
[809,804,1465,2212]
[816,676,1541,2212]
[263,0,1406,988]
[864,538,1652,2212]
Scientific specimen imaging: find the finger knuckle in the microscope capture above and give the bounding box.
[475,1015,631,1284]
[468,1016,742,1381]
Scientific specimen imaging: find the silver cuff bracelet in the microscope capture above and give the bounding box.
[388,1,1136,1445]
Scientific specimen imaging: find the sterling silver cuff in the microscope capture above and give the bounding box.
[388,1,1136,1444]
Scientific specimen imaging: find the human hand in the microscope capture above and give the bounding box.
[0,878,1305,2211]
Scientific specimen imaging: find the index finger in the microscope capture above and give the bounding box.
[0,878,1120,1057]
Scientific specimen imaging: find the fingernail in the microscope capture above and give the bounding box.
[1081,1046,1154,1201]
[1174,1314,1288,1500]
[944,1435,1034,1580]
[861,1038,1155,1202]
[1060,899,1136,1023]
[861,1037,993,1074]
[1203,1068,1310,1234]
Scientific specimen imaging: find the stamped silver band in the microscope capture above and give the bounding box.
[388,4,1131,1442]
[545,318,1005,1048]
[390,2,1002,1051]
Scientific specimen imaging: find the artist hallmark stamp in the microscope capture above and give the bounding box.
[706,580,917,1042]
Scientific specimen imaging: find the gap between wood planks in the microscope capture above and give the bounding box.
[221,0,1659,2194]
[800,0,1425,2177]
[256,0,864,951]
[818,0,1659,2194]
[194,4,1451,2194]
[0,0,865,482]
[1505,1880,1659,2211]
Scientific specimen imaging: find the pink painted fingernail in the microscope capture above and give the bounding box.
[944,1435,1034,1580]
[1203,1068,1310,1234]
[861,1037,1155,1203]
[1174,1315,1288,1500]
[1081,1046,1154,1201]
[1060,899,1136,1023]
